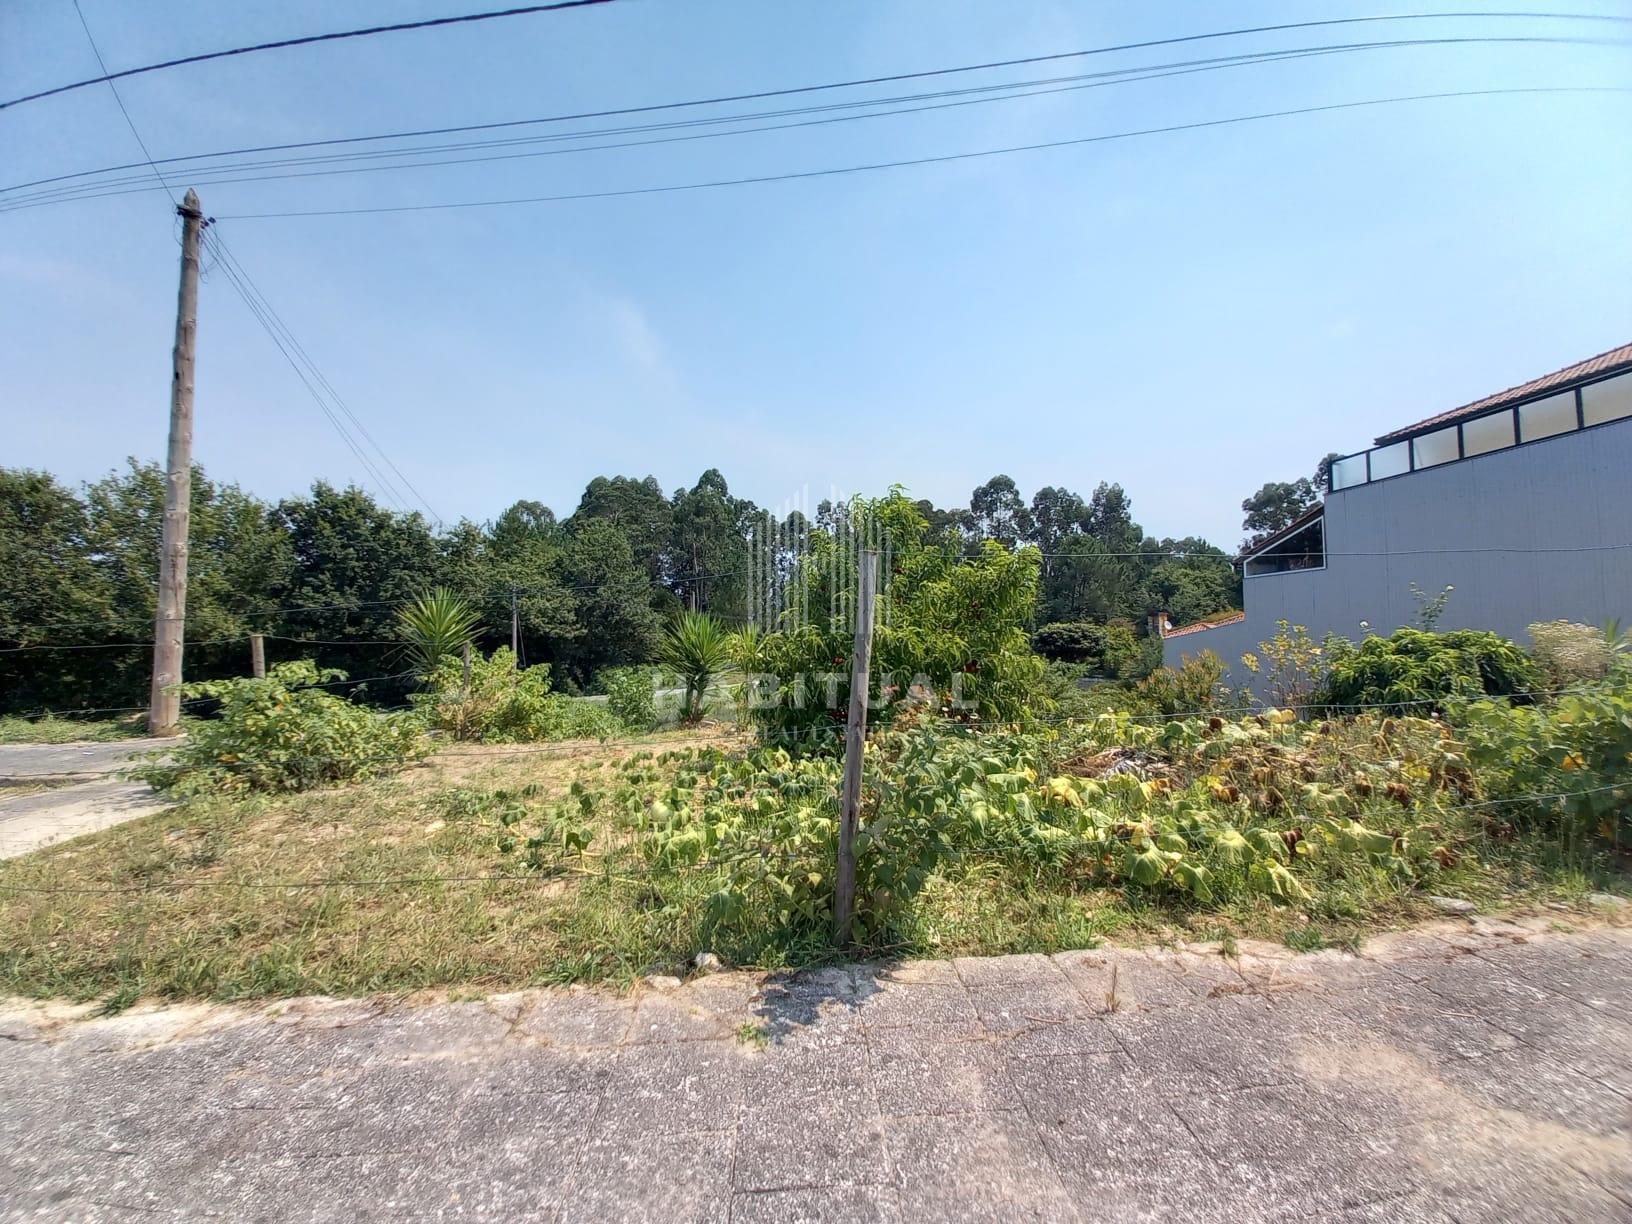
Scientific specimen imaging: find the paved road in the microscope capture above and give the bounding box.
[0,740,171,860]
[0,779,171,860]
[2,918,1628,1221]
[0,739,169,781]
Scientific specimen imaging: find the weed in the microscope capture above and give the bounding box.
[1284,926,1329,954]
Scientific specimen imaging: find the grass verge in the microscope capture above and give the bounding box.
[0,713,156,745]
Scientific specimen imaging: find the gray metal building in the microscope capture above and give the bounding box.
[1162,342,1632,685]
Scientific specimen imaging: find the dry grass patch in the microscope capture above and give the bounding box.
[0,729,746,1007]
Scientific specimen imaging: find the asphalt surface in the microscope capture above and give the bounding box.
[0,740,171,860]
[0,739,169,781]
[2,917,1628,1221]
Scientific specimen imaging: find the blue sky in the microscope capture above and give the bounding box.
[3,1,1629,547]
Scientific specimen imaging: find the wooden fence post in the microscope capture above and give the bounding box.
[834,548,878,946]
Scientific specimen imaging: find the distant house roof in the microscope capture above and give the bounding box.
[1236,502,1323,565]
[1374,341,1632,445]
[1164,610,1246,639]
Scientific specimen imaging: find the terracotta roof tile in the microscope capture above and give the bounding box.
[1375,341,1632,445]
[1164,610,1245,639]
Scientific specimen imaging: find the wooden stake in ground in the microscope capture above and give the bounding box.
[834,548,878,946]
[147,189,204,736]
[249,632,265,679]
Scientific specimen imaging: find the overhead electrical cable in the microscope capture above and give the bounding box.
[7,10,1629,187]
[6,36,1619,213]
[207,232,444,525]
[0,0,617,112]
[215,84,1632,220]
[66,0,177,208]
[205,231,438,520]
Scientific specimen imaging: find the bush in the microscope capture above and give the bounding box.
[1240,620,1333,708]
[1031,620,1141,676]
[1528,621,1613,690]
[415,648,621,743]
[136,661,427,795]
[742,493,1045,742]
[601,666,659,732]
[1129,652,1227,717]
[1312,628,1537,714]
[1459,667,1632,844]
[1038,662,1139,721]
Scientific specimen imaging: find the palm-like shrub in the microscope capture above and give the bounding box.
[660,612,732,723]
[396,588,480,678]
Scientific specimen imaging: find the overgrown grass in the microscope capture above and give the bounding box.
[0,713,156,744]
[0,717,1624,1008]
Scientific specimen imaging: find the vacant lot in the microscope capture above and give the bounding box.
[1,708,1623,1009]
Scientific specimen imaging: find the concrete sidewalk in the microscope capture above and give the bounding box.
[2,919,1628,1222]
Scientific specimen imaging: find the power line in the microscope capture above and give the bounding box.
[67,0,176,210]
[0,0,618,112]
[9,10,1628,184]
[204,230,444,525]
[10,35,1617,211]
[215,85,1632,220]
[209,231,443,525]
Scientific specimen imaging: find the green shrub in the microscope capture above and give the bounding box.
[136,661,427,795]
[1130,652,1227,717]
[1038,662,1142,721]
[601,666,659,732]
[1313,628,1537,714]
[659,612,732,723]
[1528,621,1613,690]
[416,648,620,743]
[395,587,480,677]
[742,493,1045,742]
[1459,667,1632,844]
[1031,620,1141,676]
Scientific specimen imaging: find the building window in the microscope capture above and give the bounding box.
[1518,390,1578,442]
[1412,425,1459,469]
[1244,514,1325,577]
[1329,453,1368,490]
[1369,441,1410,479]
[1461,410,1514,457]
[1583,370,1632,427]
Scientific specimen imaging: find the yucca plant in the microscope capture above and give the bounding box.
[396,588,481,679]
[660,611,732,723]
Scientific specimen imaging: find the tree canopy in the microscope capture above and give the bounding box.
[0,462,1244,715]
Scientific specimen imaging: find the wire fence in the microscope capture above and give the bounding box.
[0,778,1621,900]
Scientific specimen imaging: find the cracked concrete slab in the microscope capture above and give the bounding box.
[2,921,1629,1221]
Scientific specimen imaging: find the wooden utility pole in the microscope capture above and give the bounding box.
[510,589,519,665]
[249,632,266,679]
[147,189,204,736]
[834,548,878,946]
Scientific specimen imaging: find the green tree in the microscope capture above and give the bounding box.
[668,469,754,617]
[554,517,662,682]
[1240,460,1333,551]
[571,475,673,582]
[486,500,576,659]
[967,475,1032,551]
[275,482,440,691]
